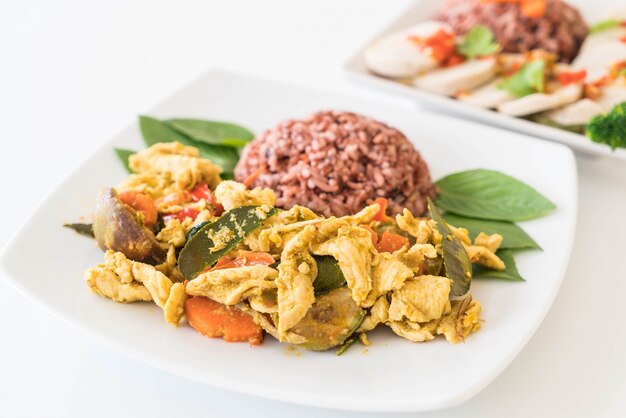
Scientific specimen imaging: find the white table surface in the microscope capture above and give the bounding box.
[1,0,624,417]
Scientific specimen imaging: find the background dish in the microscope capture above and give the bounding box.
[0,70,577,412]
[343,0,626,161]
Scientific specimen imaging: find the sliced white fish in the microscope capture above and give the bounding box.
[498,83,583,117]
[546,99,604,126]
[458,79,515,108]
[414,58,496,96]
[572,27,626,82]
[364,21,450,78]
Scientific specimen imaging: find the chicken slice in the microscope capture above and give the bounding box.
[396,209,434,244]
[459,78,515,108]
[364,21,449,78]
[85,251,186,326]
[388,275,451,323]
[414,58,496,96]
[498,83,583,117]
[388,320,438,342]
[214,180,276,211]
[435,295,482,343]
[357,296,390,333]
[365,252,414,307]
[129,142,221,190]
[186,265,278,306]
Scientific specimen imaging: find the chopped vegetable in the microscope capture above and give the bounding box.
[189,182,223,216]
[185,296,263,345]
[372,197,392,222]
[164,207,200,223]
[178,205,278,280]
[118,190,158,228]
[114,148,135,173]
[336,337,357,356]
[63,223,94,238]
[313,255,346,295]
[211,252,276,271]
[457,25,500,60]
[291,287,365,351]
[586,102,626,150]
[482,0,546,19]
[93,188,165,263]
[409,29,464,67]
[556,69,586,86]
[375,231,410,253]
[186,221,209,241]
[428,199,472,297]
[589,19,622,34]
[498,60,546,97]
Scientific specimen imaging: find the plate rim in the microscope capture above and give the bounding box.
[0,68,579,412]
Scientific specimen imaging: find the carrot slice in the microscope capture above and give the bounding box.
[243,165,266,189]
[185,296,263,345]
[211,252,276,271]
[521,0,546,18]
[376,231,410,253]
[372,197,392,222]
[118,190,158,228]
[359,225,379,247]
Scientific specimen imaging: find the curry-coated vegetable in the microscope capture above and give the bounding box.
[291,287,365,351]
[313,255,346,296]
[93,188,165,263]
[178,205,278,280]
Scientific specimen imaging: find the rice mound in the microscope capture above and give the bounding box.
[234,110,437,218]
[432,0,588,63]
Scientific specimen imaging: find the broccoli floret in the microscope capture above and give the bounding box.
[586,102,626,150]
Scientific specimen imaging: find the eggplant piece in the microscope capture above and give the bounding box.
[291,287,365,351]
[93,188,165,263]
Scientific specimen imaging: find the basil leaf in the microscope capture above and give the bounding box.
[114,148,135,173]
[186,221,209,241]
[165,119,254,148]
[457,25,500,60]
[442,213,540,250]
[473,249,524,281]
[139,115,240,174]
[589,19,620,34]
[498,60,545,97]
[429,199,472,297]
[63,223,95,238]
[436,169,556,222]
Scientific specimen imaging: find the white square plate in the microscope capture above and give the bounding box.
[0,70,577,412]
[343,0,626,161]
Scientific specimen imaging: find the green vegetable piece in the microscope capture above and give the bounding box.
[457,25,500,60]
[428,199,472,297]
[313,255,346,295]
[186,221,209,241]
[165,118,254,148]
[374,222,413,242]
[590,19,620,34]
[114,148,135,173]
[178,205,278,280]
[443,213,540,250]
[498,60,545,97]
[291,287,365,351]
[473,249,524,281]
[587,102,626,150]
[138,115,240,174]
[435,169,556,222]
[336,337,357,356]
[423,255,443,276]
[63,223,94,238]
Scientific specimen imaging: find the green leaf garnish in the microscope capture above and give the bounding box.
[63,223,95,238]
[473,249,524,281]
[589,19,621,34]
[435,169,556,222]
[498,60,545,97]
[114,148,135,173]
[443,213,540,250]
[165,119,254,148]
[586,102,626,150]
[313,255,346,296]
[457,25,500,60]
[139,115,240,174]
[428,199,472,297]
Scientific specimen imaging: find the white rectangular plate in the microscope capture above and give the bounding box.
[0,70,577,412]
[343,0,626,161]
